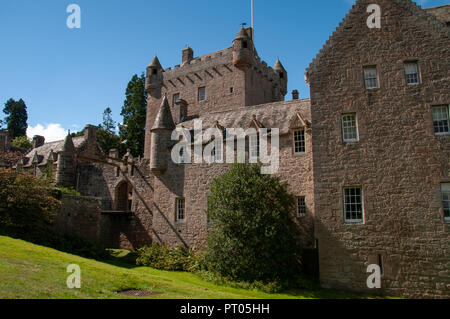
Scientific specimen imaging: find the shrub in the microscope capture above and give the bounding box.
[11,136,32,150]
[136,244,203,272]
[0,169,60,231]
[204,163,302,284]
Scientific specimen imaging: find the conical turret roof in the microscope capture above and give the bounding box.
[149,56,162,69]
[274,58,286,72]
[234,27,250,41]
[62,134,75,152]
[151,96,175,130]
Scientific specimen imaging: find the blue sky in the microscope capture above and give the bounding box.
[0,0,448,141]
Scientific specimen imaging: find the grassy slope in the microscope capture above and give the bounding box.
[0,236,371,299]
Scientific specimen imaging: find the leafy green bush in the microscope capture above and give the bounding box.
[204,163,302,284]
[136,244,203,272]
[0,169,60,230]
[11,136,32,149]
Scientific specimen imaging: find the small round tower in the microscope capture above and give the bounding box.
[232,27,254,70]
[150,96,176,175]
[146,56,163,92]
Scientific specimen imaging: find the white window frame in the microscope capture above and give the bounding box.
[364,67,379,89]
[198,87,206,102]
[341,113,359,143]
[404,62,420,85]
[297,197,306,217]
[441,183,450,222]
[249,134,259,161]
[343,187,364,223]
[212,139,223,163]
[432,105,450,135]
[175,197,185,222]
[293,129,306,155]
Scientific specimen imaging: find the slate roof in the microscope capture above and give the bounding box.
[177,98,311,139]
[21,135,86,167]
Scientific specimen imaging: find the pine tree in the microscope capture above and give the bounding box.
[97,107,120,155]
[119,74,147,157]
[3,98,28,138]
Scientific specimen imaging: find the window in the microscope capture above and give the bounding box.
[198,87,206,102]
[297,197,306,217]
[173,93,180,107]
[364,67,378,89]
[405,62,419,85]
[151,69,157,75]
[212,139,222,163]
[176,198,185,221]
[249,134,259,161]
[293,129,306,154]
[230,87,234,93]
[342,113,359,142]
[243,41,248,49]
[344,187,363,223]
[441,183,450,222]
[432,106,449,135]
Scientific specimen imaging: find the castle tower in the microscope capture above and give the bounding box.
[145,56,163,93]
[150,96,175,175]
[274,58,288,98]
[56,134,76,187]
[232,27,255,70]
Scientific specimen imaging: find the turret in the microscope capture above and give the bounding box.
[56,134,76,187]
[150,96,175,175]
[232,27,254,70]
[146,56,163,92]
[274,58,288,98]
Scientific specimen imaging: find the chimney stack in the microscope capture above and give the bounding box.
[182,47,194,65]
[32,135,45,149]
[292,90,299,100]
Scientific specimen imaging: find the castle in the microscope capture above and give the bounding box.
[14,0,449,298]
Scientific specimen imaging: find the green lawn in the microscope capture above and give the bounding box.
[0,236,374,299]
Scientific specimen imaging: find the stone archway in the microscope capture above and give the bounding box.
[115,181,131,212]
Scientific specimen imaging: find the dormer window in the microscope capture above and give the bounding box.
[249,134,259,161]
[293,129,306,154]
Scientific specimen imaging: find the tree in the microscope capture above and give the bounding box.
[3,99,28,139]
[0,169,60,231]
[120,73,147,157]
[11,136,32,149]
[205,163,301,283]
[97,107,120,155]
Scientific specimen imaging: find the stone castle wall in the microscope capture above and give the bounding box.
[308,0,450,298]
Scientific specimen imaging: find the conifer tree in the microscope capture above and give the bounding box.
[119,73,147,157]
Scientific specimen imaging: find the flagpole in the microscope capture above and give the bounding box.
[251,0,254,42]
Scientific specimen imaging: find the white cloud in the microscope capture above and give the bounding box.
[27,123,68,142]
